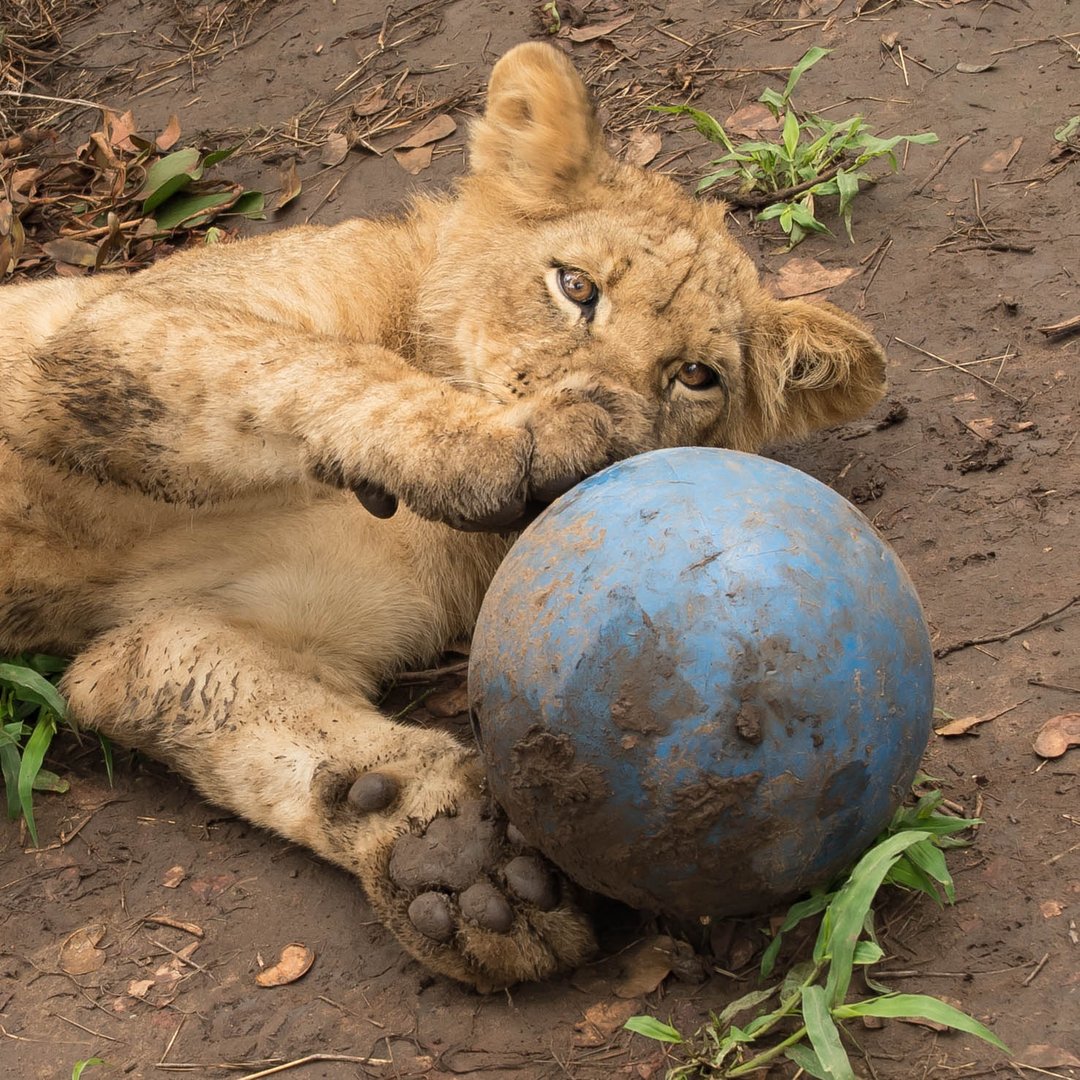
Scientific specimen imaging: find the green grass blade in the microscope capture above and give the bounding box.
[835,994,1008,1051]
[31,767,69,794]
[17,713,56,847]
[718,987,777,1028]
[823,831,931,1006]
[802,985,857,1080]
[73,1059,105,1080]
[1,741,23,819]
[624,1016,683,1043]
[99,734,115,786]
[783,46,831,101]
[0,661,68,718]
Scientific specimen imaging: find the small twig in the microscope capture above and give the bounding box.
[911,134,970,196]
[390,659,468,685]
[237,1054,392,1079]
[142,914,204,938]
[895,337,1024,405]
[934,594,1080,659]
[55,1014,120,1041]
[1021,951,1051,987]
[1028,678,1080,694]
[148,938,215,980]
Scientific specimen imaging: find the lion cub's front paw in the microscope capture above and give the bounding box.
[366,799,595,989]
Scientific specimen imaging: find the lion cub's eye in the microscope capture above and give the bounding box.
[676,362,720,390]
[557,268,599,307]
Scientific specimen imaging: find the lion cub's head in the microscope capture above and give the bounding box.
[419,43,886,453]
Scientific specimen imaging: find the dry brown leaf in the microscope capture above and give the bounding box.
[320,132,350,167]
[775,258,857,299]
[724,103,783,140]
[352,89,390,118]
[255,942,315,987]
[396,114,457,150]
[613,935,674,998]
[980,136,1023,174]
[275,160,303,211]
[161,865,186,888]
[573,999,640,1047]
[565,13,633,42]
[105,109,138,150]
[626,128,662,167]
[966,417,995,440]
[395,146,434,175]
[935,713,993,737]
[1033,713,1080,758]
[156,115,181,152]
[43,237,100,269]
[956,61,996,74]
[1039,900,1065,918]
[425,685,469,717]
[127,978,155,998]
[798,0,843,17]
[59,924,106,975]
[1020,1046,1080,1069]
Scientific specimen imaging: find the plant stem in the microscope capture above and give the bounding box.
[727,1025,809,1076]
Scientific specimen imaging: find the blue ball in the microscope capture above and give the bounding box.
[469,448,933,920]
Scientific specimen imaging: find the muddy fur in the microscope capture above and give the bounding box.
[0,43,886,987]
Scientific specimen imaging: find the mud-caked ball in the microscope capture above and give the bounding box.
[468,448,933,920]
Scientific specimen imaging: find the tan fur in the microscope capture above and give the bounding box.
[0,43,886,987]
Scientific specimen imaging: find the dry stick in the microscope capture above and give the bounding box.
[858,237,892,310]
[724,164,841,209]
[1021,951,1051,987]
[1036,314,1080,340]
[236,1055,392,1079]
[934,594,1080,659]
[55,1014,120,1041]
[390,659,468,685]
[910,134,970,196]
[894,337,1024,405]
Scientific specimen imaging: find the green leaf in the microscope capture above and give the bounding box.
[835,167,860,219]
[18,713,57,846]
[140,147,203,210]
[835,994,1009,1051]
[202,144,240,167]
[822,831,932,1007]
[653,104,734,151]
[782,111,801,162]
[717,986,778,1028]
[783,46,831,101]
[152,189,240,230]
[1,741,22,820]
[31,767,69,794]
[73,1059,105,1080]
[902,837,956,903]
[852,940,884,965]
[802,985,857,1080]
[0,662,68,718]
[624,1016,683,1043]
[786,1042,834,1080]
[758,86,786,118]
[227,190,266,220]
[762,892,832,977]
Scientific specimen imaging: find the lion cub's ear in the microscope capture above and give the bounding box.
[747,298,888,443]
[468,42,610,217]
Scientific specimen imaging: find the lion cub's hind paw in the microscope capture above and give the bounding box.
[378,799,596,989]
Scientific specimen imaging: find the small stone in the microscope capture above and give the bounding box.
[459,882,514,933]
[505,823,529,848]
[348,772,399,813]
[504,855,558,910]
[407,892,454,942]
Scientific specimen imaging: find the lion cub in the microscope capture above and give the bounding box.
[0,43,886,987]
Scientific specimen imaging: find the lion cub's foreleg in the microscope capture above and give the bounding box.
[61,607,593,987]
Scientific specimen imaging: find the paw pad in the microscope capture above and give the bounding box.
[348,771,399,812]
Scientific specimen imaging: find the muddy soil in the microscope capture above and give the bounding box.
[1,0,1078,1077]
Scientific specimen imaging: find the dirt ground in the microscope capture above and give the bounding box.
[1,0,1079,1077]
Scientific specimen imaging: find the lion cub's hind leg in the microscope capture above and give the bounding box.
[60,607,594,987]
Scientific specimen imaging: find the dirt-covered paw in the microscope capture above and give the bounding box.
[367,799,595,988]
